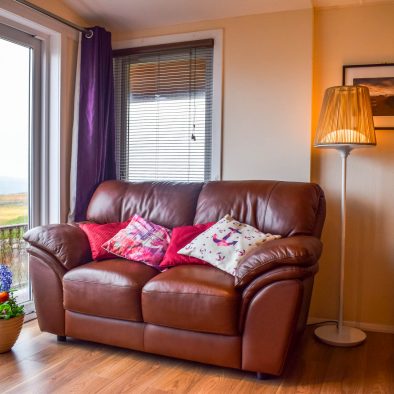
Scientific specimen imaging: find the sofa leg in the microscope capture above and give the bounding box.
[256,372,271,380]
[57,335,67,342]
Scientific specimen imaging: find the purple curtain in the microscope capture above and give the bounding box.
[74,27,116,221]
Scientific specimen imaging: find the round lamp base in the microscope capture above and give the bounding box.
[314,325,366,347]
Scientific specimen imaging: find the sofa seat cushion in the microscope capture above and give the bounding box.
[63,259,159,322]
[142,265,240,335]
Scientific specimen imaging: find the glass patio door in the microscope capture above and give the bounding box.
[0,23,41,311]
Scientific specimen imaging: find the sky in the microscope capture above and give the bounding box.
[354,77,394,96]
[0,37,29,180]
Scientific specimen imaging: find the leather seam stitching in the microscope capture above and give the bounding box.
[146,321,238,336]
[142,290,239,299]
[237,252,314,284]
[262,181,280,232]
[63,279,143,289]
[65,308,141,322]
[247,266,313,290]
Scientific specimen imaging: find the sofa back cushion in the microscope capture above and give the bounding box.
[194,181,325,237]
[87,180,203,228]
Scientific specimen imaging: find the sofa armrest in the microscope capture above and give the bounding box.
[234,235,322,287]
[24,223,92,270]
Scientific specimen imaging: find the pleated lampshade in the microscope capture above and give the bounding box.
[314,85,376,148]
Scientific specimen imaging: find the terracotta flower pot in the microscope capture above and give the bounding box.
[0,315,24,353]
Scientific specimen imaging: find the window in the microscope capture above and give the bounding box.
[113,40,215,182]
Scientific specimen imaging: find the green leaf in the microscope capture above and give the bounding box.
[0,291,24,319]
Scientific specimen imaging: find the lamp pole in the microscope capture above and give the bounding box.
[338,146,351,334]
[314,145,367,346]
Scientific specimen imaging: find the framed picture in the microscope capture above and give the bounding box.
[343,63,394,130]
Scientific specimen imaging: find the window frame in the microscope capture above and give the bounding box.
[0,23,41,229]
[0,22,41,313]
[0,0,81,224]
[0,2,79,319]
[112,29,223,181]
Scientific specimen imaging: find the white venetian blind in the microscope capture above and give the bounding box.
[113,40,214,182]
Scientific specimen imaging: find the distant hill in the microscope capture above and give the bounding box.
[0,192,28,225]
[0,177,28,195]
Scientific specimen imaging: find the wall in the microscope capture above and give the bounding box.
[117,4,394,330]
[113,9,313,182]
[25,0,87,26]
[310,3,394,331]
[5,1,393,329]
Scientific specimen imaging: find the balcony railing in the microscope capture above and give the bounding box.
[0,223,28,290]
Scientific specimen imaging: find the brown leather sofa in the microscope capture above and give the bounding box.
[24,180,325,378]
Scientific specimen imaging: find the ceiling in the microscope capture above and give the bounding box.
[62,0,391,31]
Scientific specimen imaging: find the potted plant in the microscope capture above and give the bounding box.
[0,264,24,353]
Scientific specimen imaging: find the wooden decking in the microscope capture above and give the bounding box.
[0,320,393,393]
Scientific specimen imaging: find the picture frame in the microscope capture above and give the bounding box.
[343,63,394,130]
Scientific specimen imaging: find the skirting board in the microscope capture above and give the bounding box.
[24,312,37,323]
[308,317,394,334]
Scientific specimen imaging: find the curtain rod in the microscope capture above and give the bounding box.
[14,0,93,38]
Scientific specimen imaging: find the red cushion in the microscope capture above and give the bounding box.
[160,222,215,268]
[79,220,130,260]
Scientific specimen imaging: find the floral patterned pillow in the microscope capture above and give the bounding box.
[178,215,280,275]
[102,214,171,267]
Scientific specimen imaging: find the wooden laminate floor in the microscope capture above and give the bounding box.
[0,320,393,393]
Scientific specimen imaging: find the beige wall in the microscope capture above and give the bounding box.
[60,36,79,222]
[310,3,394,329]
[117,4,394,329]
[29,0,87,26]
[114,9,313,182]
[7,1,394,328]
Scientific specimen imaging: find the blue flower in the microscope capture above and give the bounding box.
[0,265,13,292]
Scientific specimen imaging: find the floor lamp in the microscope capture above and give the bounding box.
[314,85,376,346]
